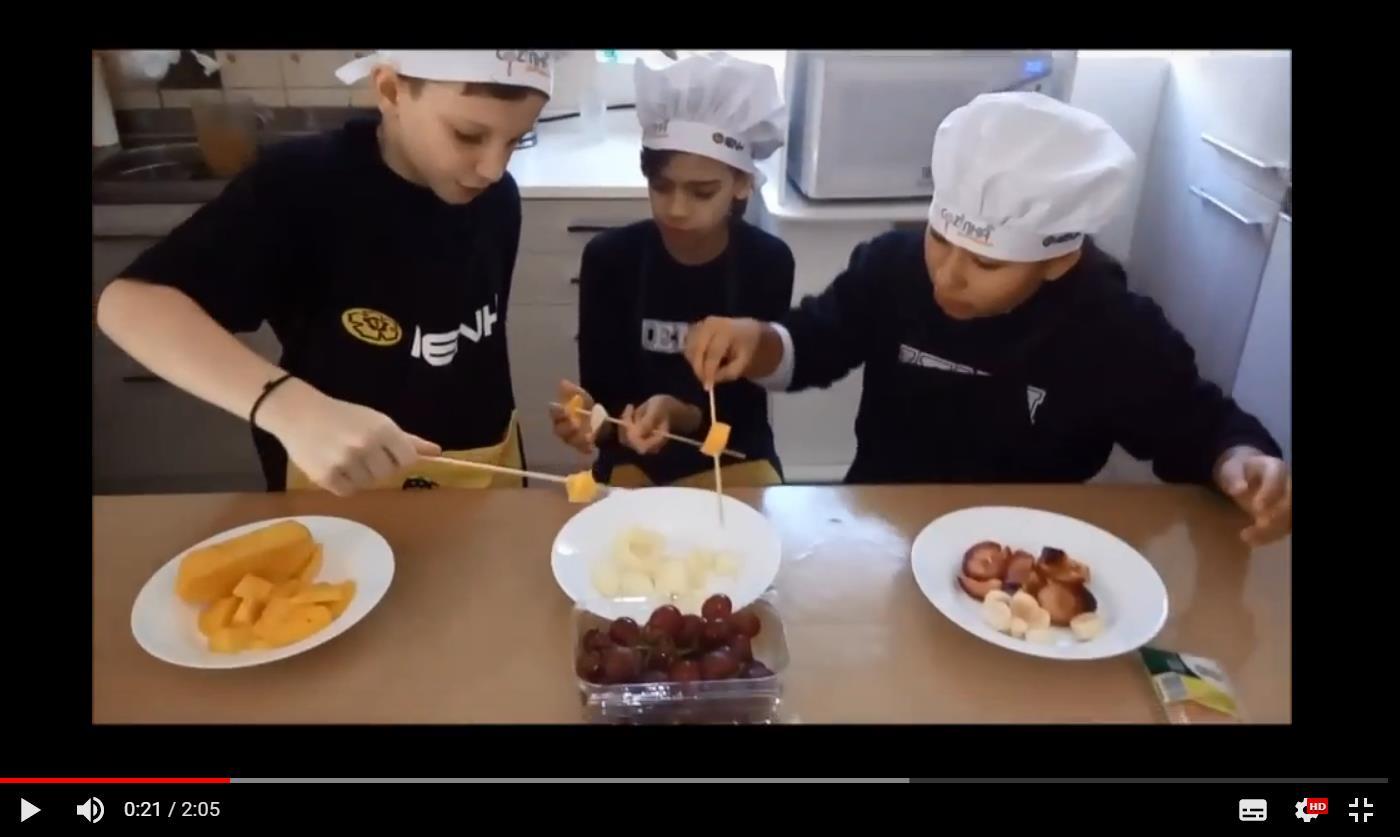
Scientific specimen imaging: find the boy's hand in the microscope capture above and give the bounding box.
[1214,446,1292,545]
[685,317,768,386]
[257,378,441,496]
[620,395,699,455]
[550,379,598,455]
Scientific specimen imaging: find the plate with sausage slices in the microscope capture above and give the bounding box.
[910,506,1168,660]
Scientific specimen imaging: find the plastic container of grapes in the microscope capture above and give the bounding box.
[572,592,790,725]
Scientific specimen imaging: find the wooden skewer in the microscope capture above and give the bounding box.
[708,384,724,528]
[422,456,570,486]
[549,402,748,460]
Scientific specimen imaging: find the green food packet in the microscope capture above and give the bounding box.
[1139,646,1245,724]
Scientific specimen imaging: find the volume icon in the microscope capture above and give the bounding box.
[75,797,104,823]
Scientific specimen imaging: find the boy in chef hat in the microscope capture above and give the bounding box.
[97,50,554,495]
[551,52,795,488]
[684,92,1291,545]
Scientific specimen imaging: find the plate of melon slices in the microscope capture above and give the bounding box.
[910,506,1169,661]
[130,516,394,669]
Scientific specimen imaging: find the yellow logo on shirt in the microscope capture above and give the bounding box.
[341,308,402,347]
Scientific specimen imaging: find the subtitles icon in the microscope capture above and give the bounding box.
[1239,799,1268,822]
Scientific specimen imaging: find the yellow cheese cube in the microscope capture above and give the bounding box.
[231,596,262,626]
[231,573,275,603]
[700,422,731,457]
[209,624,254,653]
[297,544,324,584]
[197,596,240,638]
[565,394,585,415]
[289,582,350,606]
[565,470,599,503]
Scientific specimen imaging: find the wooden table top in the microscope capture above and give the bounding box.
[93,484,1290,724]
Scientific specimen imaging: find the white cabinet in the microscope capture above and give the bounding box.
[751,213,896,482]
[1231,215,1291,462]
[508,197,652,475]
[505,303,581,475]
[1129,51,1291,391]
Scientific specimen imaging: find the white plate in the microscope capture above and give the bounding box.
[910,506,1168,660]
[551,486,782,622]
[130,515,394,669]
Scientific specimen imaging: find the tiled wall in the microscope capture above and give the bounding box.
[100,50,378,110]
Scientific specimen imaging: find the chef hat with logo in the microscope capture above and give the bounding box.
[635,53,786,176]
[335,50,553,98]
[928,92,1135,263]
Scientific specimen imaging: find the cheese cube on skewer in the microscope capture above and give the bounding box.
[700,422,732,457]
[565,470,600,504]
[565,394,585,415]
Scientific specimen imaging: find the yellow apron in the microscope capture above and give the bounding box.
[286,411,525,491]
[607,458,783,489]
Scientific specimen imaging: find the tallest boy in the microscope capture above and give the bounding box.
[98,51,552,495]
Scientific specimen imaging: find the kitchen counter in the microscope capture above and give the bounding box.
[92,105,928,238]
[92,108,652,238]
[92,484,1291,724]
[508,108,648,199]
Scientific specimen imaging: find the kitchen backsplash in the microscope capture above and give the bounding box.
[99,50,379,110]
[98,50,637,114]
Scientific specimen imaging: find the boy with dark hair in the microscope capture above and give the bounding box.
[685,92,1292,545]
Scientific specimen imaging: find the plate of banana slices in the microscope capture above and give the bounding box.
[911,506,1169,660]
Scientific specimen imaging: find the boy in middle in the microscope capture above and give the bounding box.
[552,53,795,488]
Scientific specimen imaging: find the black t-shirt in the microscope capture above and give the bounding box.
[578,220,795,485]
[781,229,1282,485]
[123,116,522,489]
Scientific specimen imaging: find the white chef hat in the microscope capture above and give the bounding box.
[335,50,553,98]
[635,53,786,176]
[928,92,1135,263]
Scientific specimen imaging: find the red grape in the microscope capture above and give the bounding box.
[646,645,675,673]
[639,669,668,683]
[640,624,672,648]
[601,646,641,684]
[727,609,761,638]
[700,648,740,680]
[742,660,774,679]
[701,593,733,620]
[581,628,614,652]
[728,634,753,663]
[701,617,733,650]
[676,614,704,649]
[608,617,641,647]
[647,604,684,638]
[669,658,701,683]
[575,650,603,682]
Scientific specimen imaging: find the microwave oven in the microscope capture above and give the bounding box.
[786,50,1073,201]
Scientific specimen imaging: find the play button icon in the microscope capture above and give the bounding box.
[20,798,40,822]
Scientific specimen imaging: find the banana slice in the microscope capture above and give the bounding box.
[653,559,688,598]
[589,403,609,434]
[1070,612,1104,641]
[619,571,655,598]
[981,599,1013,632]
[1028,606,1051,631]
[591,562,621,598]
[1025,627,1056,645]
[1010,590,1041,622]
[984,590,1012,606]
[1009,617,1029,639]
